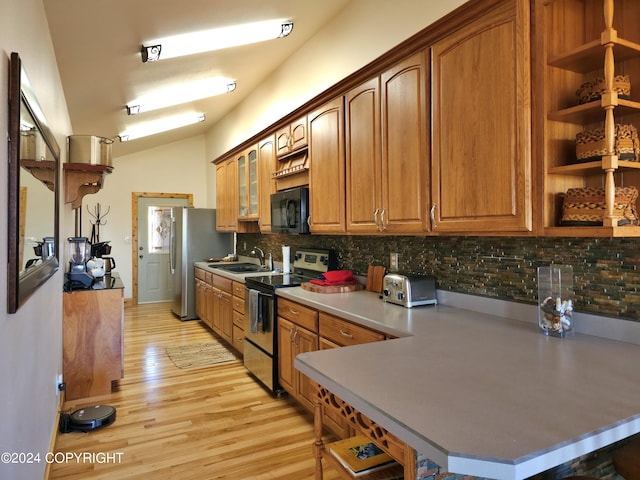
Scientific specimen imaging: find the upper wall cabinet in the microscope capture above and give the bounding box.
[237,144,259,220]
[216,158,237,232]
[346,53,430,234]
[258,135,277,232]
[308,97,346,233]
[276,115,308,157]
[431,0,532,233]
[535,0,640,237]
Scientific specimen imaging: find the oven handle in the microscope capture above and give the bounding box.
[260,291,273,333]
[246,287,274,334]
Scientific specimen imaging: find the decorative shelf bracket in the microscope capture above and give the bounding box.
[63,163,112,209]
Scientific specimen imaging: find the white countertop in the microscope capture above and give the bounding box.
[282,287,640,480]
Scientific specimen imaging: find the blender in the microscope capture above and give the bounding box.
[66,237,93,287]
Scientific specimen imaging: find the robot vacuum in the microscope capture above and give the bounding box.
[59,405,116,433]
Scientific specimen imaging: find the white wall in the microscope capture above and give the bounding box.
[85,135,208,299]
[0,0,73,478]
[203,0,467,198]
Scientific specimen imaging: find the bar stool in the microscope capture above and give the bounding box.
[612,440,640,480]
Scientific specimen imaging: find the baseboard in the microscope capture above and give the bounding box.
[43,390,65,480]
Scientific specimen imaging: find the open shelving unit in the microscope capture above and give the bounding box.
[312,385,423,480]
[539,0,640,236]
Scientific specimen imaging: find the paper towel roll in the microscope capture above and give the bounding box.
[282,245,290,274]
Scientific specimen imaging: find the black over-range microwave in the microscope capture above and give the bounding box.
[270,187,309,234]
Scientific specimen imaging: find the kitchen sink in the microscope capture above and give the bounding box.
[209,262,268,273]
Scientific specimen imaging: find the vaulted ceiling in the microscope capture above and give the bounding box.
[43,0,352,157]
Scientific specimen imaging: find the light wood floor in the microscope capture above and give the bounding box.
[49,302,340,480]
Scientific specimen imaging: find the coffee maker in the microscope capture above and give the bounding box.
[66,237,93,288]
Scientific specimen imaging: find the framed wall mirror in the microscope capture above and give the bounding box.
[7,52,60,313]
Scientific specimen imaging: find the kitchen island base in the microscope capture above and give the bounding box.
[313,385,441,480]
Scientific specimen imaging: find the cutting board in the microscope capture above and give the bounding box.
[301,282,363,294]
[366,265,386,293]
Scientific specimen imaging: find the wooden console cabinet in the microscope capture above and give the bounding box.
[63,282,124,401]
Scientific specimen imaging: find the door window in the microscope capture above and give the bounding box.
[148,206,172,254]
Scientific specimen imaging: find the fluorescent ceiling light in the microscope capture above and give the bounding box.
[141,19,293,62]
[127,79,236,115]
[119,112,205,141]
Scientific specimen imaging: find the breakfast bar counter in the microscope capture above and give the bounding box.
[287,288,640,479]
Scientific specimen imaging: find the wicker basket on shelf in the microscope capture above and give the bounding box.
[574,124,640,164]
[560,186,639,226]
[575,74,631,104]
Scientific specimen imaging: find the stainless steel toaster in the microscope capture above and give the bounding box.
[382,274,437,308]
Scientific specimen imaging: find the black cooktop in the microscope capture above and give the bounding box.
[245,273,313,289]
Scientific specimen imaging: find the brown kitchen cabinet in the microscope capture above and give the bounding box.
[277,297,388,438]
[277,298,319,411]
[430,0,533,234]
[276,115,308,157]
[199,271,232,342]
[63,283,124,401]
[195,267,211,327]
[196,268,243,354]
[209,273,233,344]
[215,158,238,232]
[231,281,245,354]
[318,312,386,438]
[278,317,319,411]
[237,144,259,220]
[308,97,346,233]
[319,312,385,346]
[345,52,430,234]
[535,0,640,237]
[257,135,277,232]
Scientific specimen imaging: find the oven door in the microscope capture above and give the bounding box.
[244,287,274,355]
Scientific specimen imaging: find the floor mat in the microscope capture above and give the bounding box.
[166,341,238,369]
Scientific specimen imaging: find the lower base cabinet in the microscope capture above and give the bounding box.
[277,298,387,438]
[277,299,319,412]
[195,268,244,356]
[231,281,245,354]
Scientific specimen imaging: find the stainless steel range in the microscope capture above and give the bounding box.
[243,248,337,395]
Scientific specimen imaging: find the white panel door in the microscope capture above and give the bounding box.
[137,197,188,303]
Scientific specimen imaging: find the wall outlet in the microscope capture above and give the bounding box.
[390,252,399,271]
[56,373,63,397]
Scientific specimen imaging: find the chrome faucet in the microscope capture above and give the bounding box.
[251,247,265,266]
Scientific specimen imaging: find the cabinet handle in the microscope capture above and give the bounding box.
[339,330,353,338]
[430,203,437,229]
[380,209,386,231]
[373,208,381,231]
[289,308,299,316]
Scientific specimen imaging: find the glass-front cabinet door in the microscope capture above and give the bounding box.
[248,148,258,216]
[237,144,259,220]
[237,152,247,217]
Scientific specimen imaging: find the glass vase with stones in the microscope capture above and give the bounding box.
[537,265,574,337]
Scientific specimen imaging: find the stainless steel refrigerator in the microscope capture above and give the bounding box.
[170,208,233,320]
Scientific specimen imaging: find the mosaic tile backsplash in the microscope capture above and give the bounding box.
[238,233,640,321]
